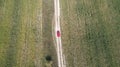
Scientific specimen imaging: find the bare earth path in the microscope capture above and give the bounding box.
[54,0,66,67]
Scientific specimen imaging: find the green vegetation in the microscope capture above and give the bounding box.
[60,0,120,67]
[1,0,120,67]
[0,0,43,67]
[42,0,58,66]
[0,0,58,67]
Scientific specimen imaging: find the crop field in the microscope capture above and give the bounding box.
[0,0,43,67]
[60,0,120,67]
[42,0,58,67]
[0,0,120,67]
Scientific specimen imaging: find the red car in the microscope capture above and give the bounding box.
[57,31,61,37]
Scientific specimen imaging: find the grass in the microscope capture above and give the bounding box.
[60,0,120,67]
[0,0,58,67]
[1,0,120,67]
[42,0,58,67]
[0,0,43,67]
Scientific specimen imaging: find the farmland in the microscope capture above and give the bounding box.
[0,0,43,67]
[0,0,120,67]
[60,0,120,67]
[42,0,58,67]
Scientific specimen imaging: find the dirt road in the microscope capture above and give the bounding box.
[54,0,66,67]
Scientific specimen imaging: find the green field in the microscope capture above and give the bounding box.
[42,0,58,67]
[0,0,120,67]
[0,0,57,67]
[60,0,120,67]
[0,0,43,67]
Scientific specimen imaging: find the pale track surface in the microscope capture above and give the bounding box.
[54,0,66,67]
